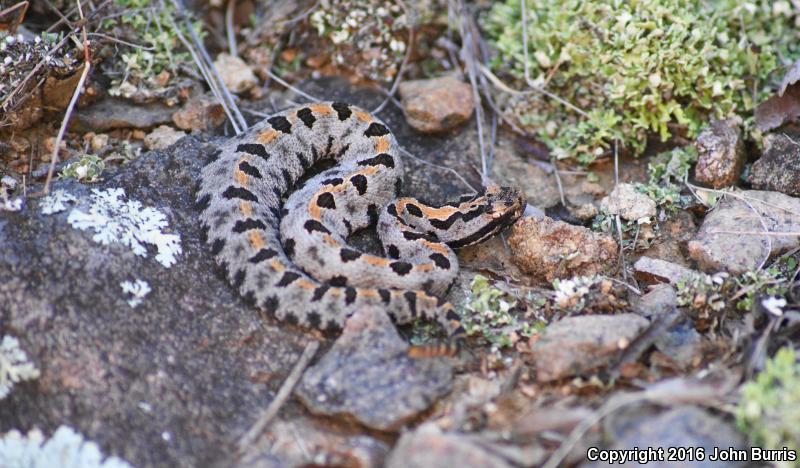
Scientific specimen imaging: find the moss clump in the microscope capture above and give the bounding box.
[737,346,800,463]
[460,275,540,348]
[484,0,791,164]
[104,0,199,100]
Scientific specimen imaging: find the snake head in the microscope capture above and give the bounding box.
[445,185,527,249]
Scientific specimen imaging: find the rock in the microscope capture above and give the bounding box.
[214,53,258,94]
[295,307,452,431]
[600,183,656,221]
[590,406,746,468]
[749,132,800,197]
[386,424,514,468]
[633,257,696,286]
[530,314,649,382]
[508,217,618,282]
[687,190,800,274]
[631,284,678,318]
[73,97,175,131]
[0,137,310,467]
[172,95,226,132]
[83,133,109,152]
[693,118,745,188]
[653,319,706,370]
[240,417,390,467]
[398,76,474,133]
[143,125,186,150]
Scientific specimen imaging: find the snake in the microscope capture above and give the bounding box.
[196,101,525,354]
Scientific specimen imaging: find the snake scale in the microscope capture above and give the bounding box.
[196,101,525,353]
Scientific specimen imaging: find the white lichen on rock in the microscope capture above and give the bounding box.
[120,280,151,308]
[0,176,22,212]
[67,188,182,267]
[0,335,40,400]
[0,426,134,468]
[40,189,78,215]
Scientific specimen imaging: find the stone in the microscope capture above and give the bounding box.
[748,132,800,197]
[508,216,618,282]
[213,53,258,94]
[693,118,745,189]
[295,307,452,431]
[633,257,696,286]
[172,95,226,132]
[0,137,311,467]
[399,76,474,133]
[589,406,747,468]
[240,417,390,467]
[530,314,649,382]
[143,125,186,150]
[73,97,175,131]
[600,183,656,221]
[687,190,800,274]
[631,284,678,318]
[386,424,514,468]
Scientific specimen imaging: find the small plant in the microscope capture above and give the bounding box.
[484,0,790,164]
[676,271,729,331]
[105,0,200,97]
[737,346,800,463]
[460,275,539,348]
[59,155,105,183]
[735,257,796,312]
[634,146,698,210]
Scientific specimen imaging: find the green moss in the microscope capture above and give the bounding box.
[106,0,199,92]
[635,145,698,209]
[737,346,800,463]
[484,0,793,164]
[460,275,540,348]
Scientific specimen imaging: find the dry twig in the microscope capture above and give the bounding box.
[237,340,320,454]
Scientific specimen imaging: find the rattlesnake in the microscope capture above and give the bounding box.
[196,101,525,353]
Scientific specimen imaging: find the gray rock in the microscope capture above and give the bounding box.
[386,424,514,468]
[73,97,175,131]
[0,136,309,467]
[296,307,452,431]
[530,314,649,382]
[687,190,800,274]
[586,405,747,467]
[632,284,678,318]
[633,257,696,286]
[749,132,800,197]
[601,183,656,221]
[653,319,706,370]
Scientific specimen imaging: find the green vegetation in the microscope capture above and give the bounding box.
[106,0,198,93]
[634,146,698,209]
[484,0,797,164]
[460,275,540,348]
[59,155,105,182]
[737,347,800,463]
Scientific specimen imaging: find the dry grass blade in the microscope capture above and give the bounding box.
[236,340,320,455]
[0,1,28,34]
[43,0,91,195]
[167,0,247,134]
